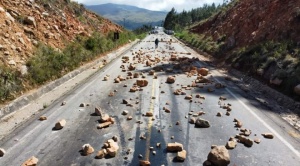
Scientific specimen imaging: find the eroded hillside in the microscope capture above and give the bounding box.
[188,0,300,99]
[0,0,122,68]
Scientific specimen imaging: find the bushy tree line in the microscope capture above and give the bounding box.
[163,3,225,31]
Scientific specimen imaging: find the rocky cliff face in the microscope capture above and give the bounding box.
[191,0,300,48]
[0,0,122,68]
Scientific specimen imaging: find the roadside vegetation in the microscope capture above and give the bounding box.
[0,31,135,103]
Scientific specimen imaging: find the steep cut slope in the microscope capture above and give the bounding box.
[191,0,300,48]
[189,0,300,99]
[0,0,122,67]
[86,3,167,30]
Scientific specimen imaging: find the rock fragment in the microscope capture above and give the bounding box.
[21,156,38,166]
[97,122,112,129]
[195,118,210,128]
[262,133,274,139]
[167,142,183,152]
[207,146,230,166]
[166,76,175,83]
[54,119,66,130]
[140,160,151,166]
[39,116,47,121]
[0,148,5,157]
[96,149,107,159]
[176,150,187,161]
[225,141,237,149]
[137,79,149,87]
[82,144,94,156]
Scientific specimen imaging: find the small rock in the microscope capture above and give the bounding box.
[123,99,129,104]
[171,136,174,139]
[176,150,187,161]
[152,151,156,155]
[262,133,274,139]
[189,118,196,124]
[216,112,222,117]
[96,149,107,159]
[225,141,237,149]
[21,156,38,166]
[61,101,66,106]
[97,122,112,129]
[138,154,143,158]
[112,135,118,142]
[0,148,5,157]
[82,144,94,156]
[167,142,183,152]
[166,76,176,83]
[156,143,161,147]
[175,121,180,125]
[139,160,150,166]
[127,116,133,120]
[145,112,153,117]
[207,146,230,166]
[122,110,129,115]
[195,118,210,128]
[54,119,66,130]
[254,138,261,144]
[39,116,47,121]
[79,103,85,107]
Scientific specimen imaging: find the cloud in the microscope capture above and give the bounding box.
[74,0,224,11]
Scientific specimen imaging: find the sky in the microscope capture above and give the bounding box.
[73,0,224,12]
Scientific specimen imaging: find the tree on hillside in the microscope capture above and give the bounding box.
[164,7,177,30]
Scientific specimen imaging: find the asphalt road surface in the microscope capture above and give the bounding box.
[0,30,300,166]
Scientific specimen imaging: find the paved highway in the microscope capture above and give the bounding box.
[0,30,300,166]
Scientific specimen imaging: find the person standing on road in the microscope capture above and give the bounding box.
[155,38,159,49]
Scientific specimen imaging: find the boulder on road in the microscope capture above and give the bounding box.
[137,79,149,87]
[0,148,5,157]
[294,84,300,95]
[21,156,38,166]
[195,118,210,128]
[198,68,209,76]
[236,135,253,147]
[176,150,187,161]
[262,133,274,139]
[54,119,66,130]
[82,144,94,156]
[207,146,230,166]
[167,142,183,152]
[166,76,176,83]
[97,121,112,129]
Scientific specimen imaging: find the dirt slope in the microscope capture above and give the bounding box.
[0,0,122,68]
[191,0,300,48]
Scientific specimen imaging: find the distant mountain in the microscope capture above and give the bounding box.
[86,3,167,30]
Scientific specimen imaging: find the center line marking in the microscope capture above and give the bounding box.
[145,79,157,161]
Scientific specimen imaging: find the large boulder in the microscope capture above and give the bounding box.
[195,118,210,128]
[21,156,38,166]
[207,146,230,166]
[54,119,66,130]
[136,79,148,87]
[294,84,300,95]
[166,76,176,83]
